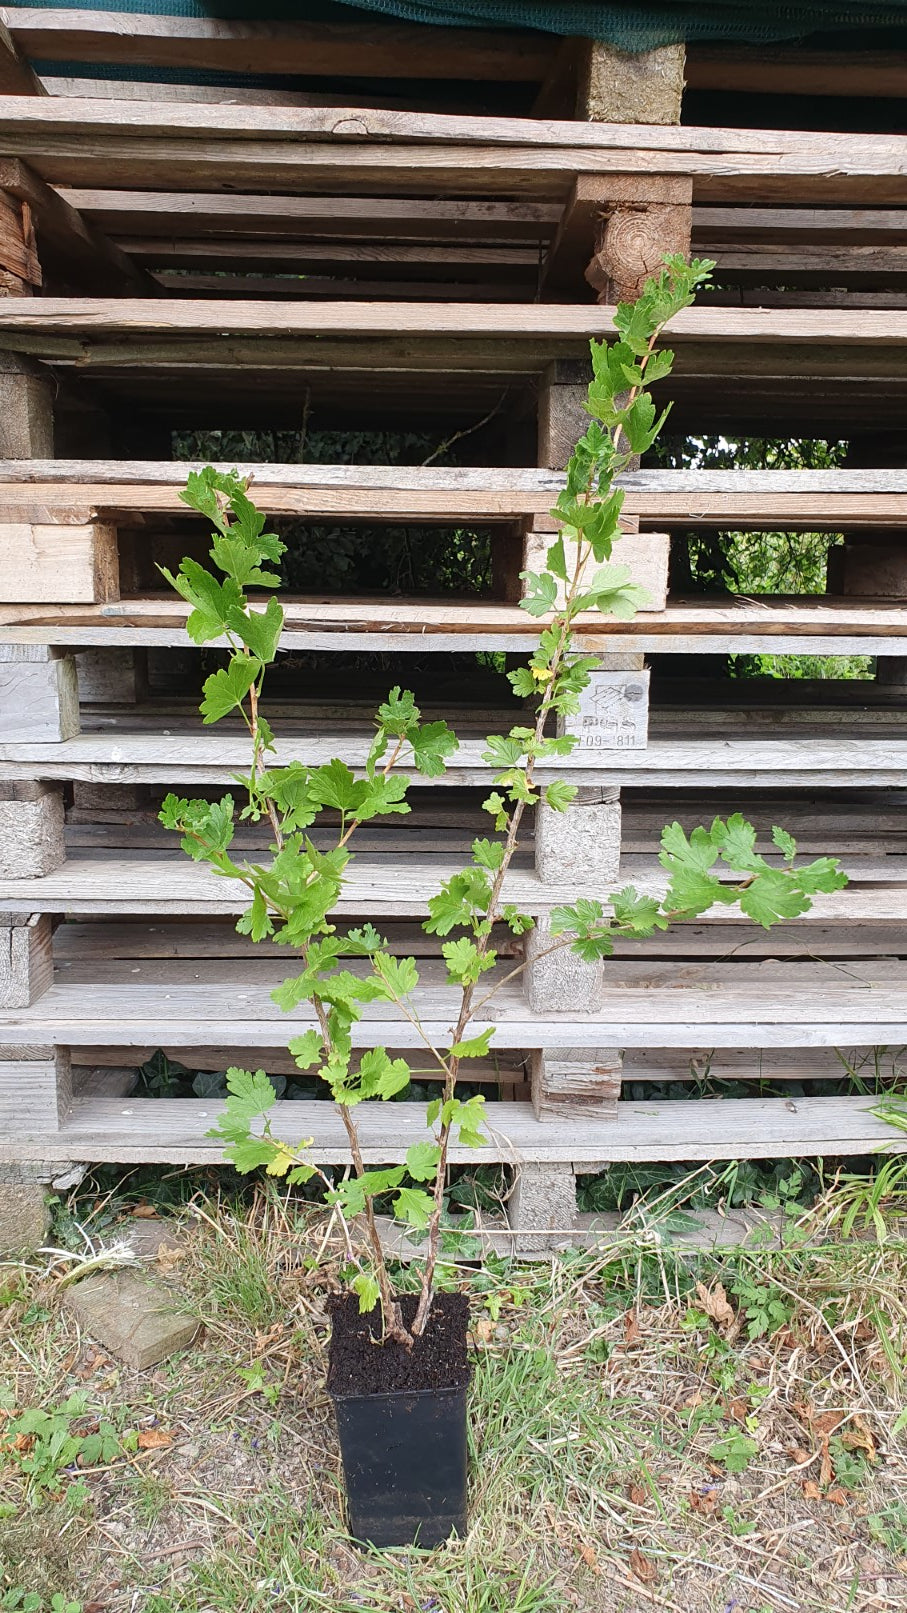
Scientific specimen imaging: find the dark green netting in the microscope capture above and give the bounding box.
[22,0,907,49]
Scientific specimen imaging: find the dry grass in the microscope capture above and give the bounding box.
[2,1176,907,1613]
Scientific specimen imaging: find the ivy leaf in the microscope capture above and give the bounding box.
[405,1141,441,1182]
[393,1187,435,1229]
[449,1027,495,1059]
[200,654,261,724]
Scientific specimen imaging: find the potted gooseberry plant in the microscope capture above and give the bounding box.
[158,257,846,1546]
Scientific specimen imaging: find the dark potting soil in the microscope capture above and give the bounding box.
[326,1292,470,1397]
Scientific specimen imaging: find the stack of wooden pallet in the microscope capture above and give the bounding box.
[0,17,906,1231]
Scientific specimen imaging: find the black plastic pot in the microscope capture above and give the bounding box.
[331,1380,468,1547]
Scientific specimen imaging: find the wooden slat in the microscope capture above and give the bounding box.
[1,10,553,82]
[0,298,903,344]
[1,849,900,919]
[0,461,904,528]
[2,731,907,788]
[0,103,901,202]
[3,595,907,657]
[56,189,562,243]
[3,956,907,1049]
[0,16,43,95]
[686,44,907,100]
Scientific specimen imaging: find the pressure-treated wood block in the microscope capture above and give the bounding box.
[522,527,669,612]
[0,913,54,1008]
[0,646,80,741]
[0,782,65,877]
[530,1047,622,1121]
[557,667,650,753]
[0,519,118,603]
[842,542,907,598]
[0,1045,71,1132]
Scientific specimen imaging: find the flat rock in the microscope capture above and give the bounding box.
[0,1178,49,1256]
[120,1217,186,1262]
[65,1268,199,1370]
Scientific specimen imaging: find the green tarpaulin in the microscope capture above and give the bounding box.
[21,0,907,50]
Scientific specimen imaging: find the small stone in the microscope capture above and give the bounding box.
[0,1178,50,1255]
[65,1269,199,1370]
[121,1219,186,1262]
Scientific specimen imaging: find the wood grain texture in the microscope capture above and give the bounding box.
[0,913,52,1008]
[0,1092,902,1165]
[0,1047,70,1133]
[0,520,118,604]
[3,461,905,528]
[0,650,79,742]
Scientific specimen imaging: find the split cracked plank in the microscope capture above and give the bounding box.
[2,733,907,789]
[0,461,904,529]
[0,101,901,201]
[0,1093,901,1166]
[0,159,151,296]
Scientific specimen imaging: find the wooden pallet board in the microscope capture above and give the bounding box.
[1,461,905,528]
[0,1091,902,1166]
[3,730,907,787]
[3,595,907,655]
[2,956,907,1049]
[1,849,900,918]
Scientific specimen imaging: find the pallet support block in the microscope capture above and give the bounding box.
[0,782,65,877]
[524,914,603,1012]
[579,39,685,124]
[0,1045,72,1135]
[557,663,650,752]
[506,1160,578,1245]
[0,645,80,741]
[0,1164,51,1256]
[534,784,621,885]
[521,521,670,613]
[585,176,694,304]
[0,913,54,1008]
[530,1047,622,1120]
[0,351,53,458]
[0,517,119,605]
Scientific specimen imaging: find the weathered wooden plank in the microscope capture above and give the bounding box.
[0,17,43,95]
[0,299,903,344]
[0,1092,902,1165]
[2,956,907,1051]
[0,913,52,1008]
[0,1048,70,1135]
[0,781,64,878]
[2,731,906,789]
[686,44,907,100]
[2,10,553,82]
[58,189,562,243]
[2,460,906,528]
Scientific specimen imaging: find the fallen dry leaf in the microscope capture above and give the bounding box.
[728,1398,749,1424]
[695,1281,736,1333]
[826,1487,849,1507]
[628,1483,648,1507]
[629,1548,658,1585]
[578,1543,599,1571]
[842,1415,876,1461]
[690,1488,719,1514]
[471,1317,494,1346]
[812,1410,843,1438]
[819,1439,835,1489]
[789,1446,812,1466]
[131,1203,160,1219]
[137,1428,173,1450]
[624,1308,641,1345]
[802,1479,823,1501]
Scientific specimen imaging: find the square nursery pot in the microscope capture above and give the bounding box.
[327,1291,470,1548]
